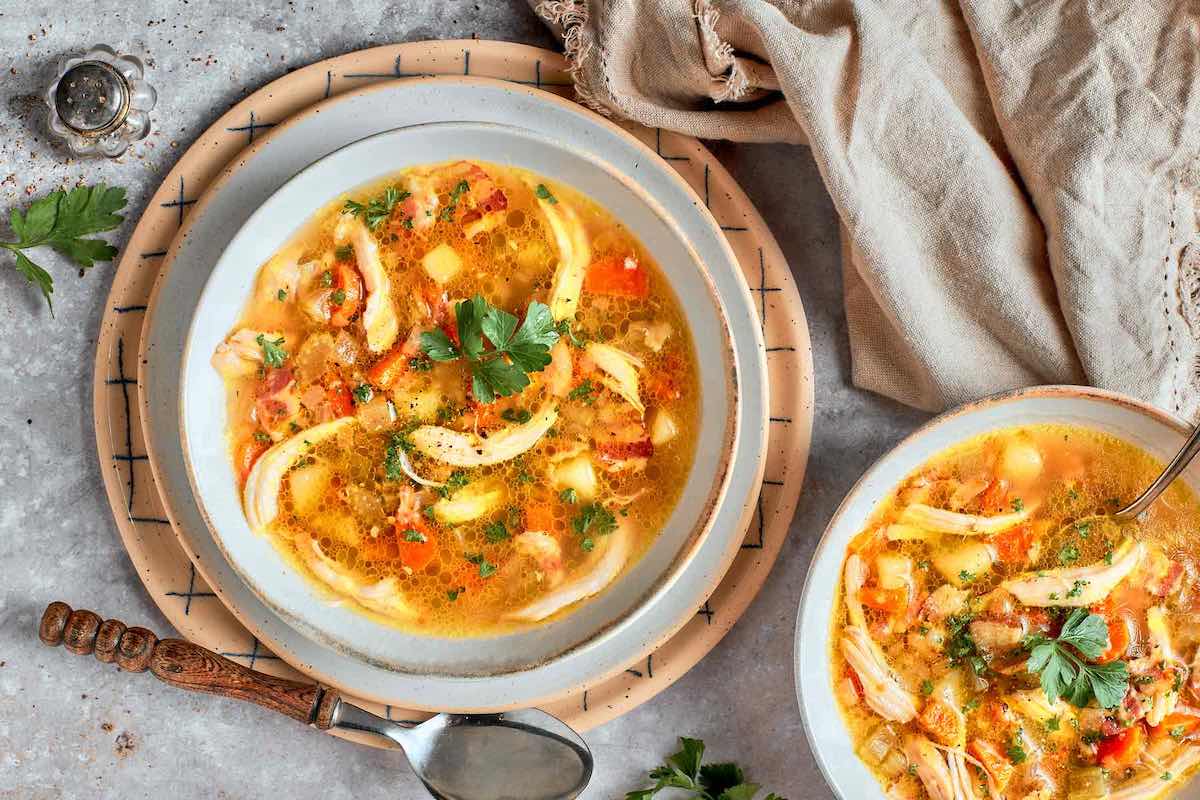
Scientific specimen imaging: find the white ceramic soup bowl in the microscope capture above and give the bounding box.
[181,121,746,681]
[795,385,1200,799]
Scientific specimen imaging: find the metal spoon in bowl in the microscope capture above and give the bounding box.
[1056,421,1200,539]
[38,602,592,800]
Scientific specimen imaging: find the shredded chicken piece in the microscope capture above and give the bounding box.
[508,521,629,621]
[243,418,355,531]
[513,531,564,587]
[211,328,278,379]
[1108,745,1200,799]
[899,503,1033,536]
[334,215,399,353]
[411,405,557,467]
[295,530,414,619]
[537,192,590,321]
[841,555,919,723]
[1001,539,1144,607]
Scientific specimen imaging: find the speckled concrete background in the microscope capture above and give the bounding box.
[0,2,930,798]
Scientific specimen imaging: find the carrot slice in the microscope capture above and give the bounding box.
[236,436,269,485]
[858,586,909,613]
[326,382,353,418]
[1097,612,1131,663]
[991,524,1036,563]
[328,261,363,327]
[365,347,409,389]
[583,255,649,297]
[1149,713,1200,740]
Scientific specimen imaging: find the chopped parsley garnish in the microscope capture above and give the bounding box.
[1066,579,1089,599]
[438,470,469,499]
[944,613,986,676]
[1076,521,1091,538]
[276,288,287,301]
[402,529,426,543]
[1024,608,1129,708]
[331,288,347,305]
[438,180,470,222]
[535,183,558,205]
[559,488,579,504]
[501,408,532,424]
[568,378,597,404]
[581,538,595,552]
[343,185,410,231]
[383,426,417,480]
[447,587,465,602]
[408,356,433,372]
[555,318,585,346]
[484,520,510,543]
[962,697,981,713]
[255,334,287,368]
[573,503,617,538]
[917,559,930,570]
[1006,732,1028,764]
[516,468,534,484]
[352,383,373,405]
[1059,543,1080,565]
[1011,497,1025,512]
[466,553,497,579]
[319,269,333,287]
[420,295,559,403]
[920,679,934,696]
[959,569,976,584]
[1044,716,1061,732]
[253,431,272,443]
[334,244,353,261]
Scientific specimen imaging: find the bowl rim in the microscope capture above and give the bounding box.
[793,384,1194,799]
[174,97,752,683]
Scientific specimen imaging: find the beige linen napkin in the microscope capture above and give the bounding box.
[533,0,1200,417]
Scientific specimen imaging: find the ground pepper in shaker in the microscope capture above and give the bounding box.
[44,44,157,158]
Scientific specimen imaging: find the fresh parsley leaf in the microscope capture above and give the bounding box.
[255,334,287,368]
[277,288,288,301]
[438,180,470,222]
[3,183,127,312]
[343,185,410,231]
[1006,732,1027,764]
[625,737,785,800]
[352,383,373,405]
[402,529,426,543]
[535,183,559,205]
[1025,608,1128,708]
[384,425,418,480]
[484,520,510,543]
[419,295,560,403]
[477,558,497,579]
[447,586,465,602]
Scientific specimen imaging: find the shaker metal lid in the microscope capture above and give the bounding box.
[53,60,130,136]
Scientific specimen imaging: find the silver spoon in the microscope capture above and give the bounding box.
[1056,421,1200,538]
[39,602,593,800]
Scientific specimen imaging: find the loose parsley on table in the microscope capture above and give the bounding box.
[626,737,785,800]
[420,294,559,403]
[1024,608,1129,708]
[3,183,127,312]
[343,185,410,231]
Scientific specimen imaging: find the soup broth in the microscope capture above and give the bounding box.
[213,160,699,636]
[831,424,1200,799]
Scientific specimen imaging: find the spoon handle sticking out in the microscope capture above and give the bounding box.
[1115,421,1200,522]
[38,601,341,729]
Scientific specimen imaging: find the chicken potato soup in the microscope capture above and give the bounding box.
[211,160,698,636]
[832,424,1200,800]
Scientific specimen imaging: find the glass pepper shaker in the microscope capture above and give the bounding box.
[44,44,157,158]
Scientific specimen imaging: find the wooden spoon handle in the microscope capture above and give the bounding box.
[39,602,339,730]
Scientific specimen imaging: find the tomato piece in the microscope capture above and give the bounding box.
[328,261,363,327]
[235,436,269,484]
[858,586,909,613]
[583,255,649,297]
[992,524,1036,563]
[1149,713,1200,740]
[365,346,410,389]
[394,519,436,571]
[1097,722,1146,770]
[326,382,354,418]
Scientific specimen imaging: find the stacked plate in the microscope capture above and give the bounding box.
[141,77,770,711]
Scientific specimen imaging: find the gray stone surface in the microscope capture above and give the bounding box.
[0,3,930,798]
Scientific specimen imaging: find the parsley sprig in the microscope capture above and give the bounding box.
[4,183,127,312]
[420,295,559,403]
[627,737,785,800]
[1024,608,1129,708]
[343,185,410,231]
